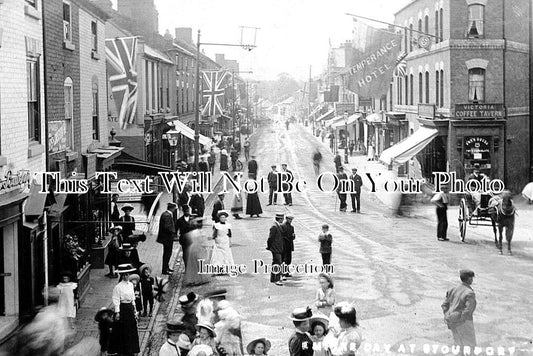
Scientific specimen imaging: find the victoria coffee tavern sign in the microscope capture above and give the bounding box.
[455,104,505,119]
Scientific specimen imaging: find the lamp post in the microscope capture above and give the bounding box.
[166,130,179,170]
[344,111,349,164]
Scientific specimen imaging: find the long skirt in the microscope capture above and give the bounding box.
[245,193,262,216]
[184,242,211,286]
[108,303,140,354]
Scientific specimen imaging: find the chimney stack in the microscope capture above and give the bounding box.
[175,28,193,44]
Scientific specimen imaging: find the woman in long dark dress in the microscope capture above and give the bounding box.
[119,204,136,242]
[220,149,229,171]
[245,174,262,218]
[108,264,140,355]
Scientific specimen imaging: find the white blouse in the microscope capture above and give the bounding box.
[112,280,136,312]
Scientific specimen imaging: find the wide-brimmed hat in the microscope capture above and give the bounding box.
[285,215,294,220]
[121,203,134,212]
[196,322,216,337]
[116,264,136,274]
[178,292,199,306]
[217,210,229,218]
[318,272,334,288]
[139,264,151,275]
[289,306,312,321]
[473,163,481,169]
[165,319,186,333]
[177,333,192,350]
[246,338,271,355]
[128,274,140,283]
[110,225,122,232]
[309,314,329,335]
[120,243,134,251]
[94,307,114,322]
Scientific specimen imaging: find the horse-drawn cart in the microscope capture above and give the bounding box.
[457,193,493,242]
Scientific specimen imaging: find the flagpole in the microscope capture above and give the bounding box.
[345,12,440,39]
[194,29,201,172]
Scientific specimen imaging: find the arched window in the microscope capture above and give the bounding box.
[424,15,429,34]
[64,77,74,149]
[92,78,99,140]
[439,8,444,40]
[435,10,439,43]
[440,69,444,107]
[468,68,485,102]
[418,72,423,103]
[435,70,440,107]
[467,4,484,38]
[425,71,430,104]
[399,77,403,105]
[405,75,409,105]
[409,24,413,52]
[418,19,422,34]
[409,74,414,105]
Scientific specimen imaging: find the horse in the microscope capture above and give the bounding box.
[489,191,516,255]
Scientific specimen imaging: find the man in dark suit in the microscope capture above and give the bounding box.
[176,205,196,268]
[157,202,178,274]
[198,156,209,172]
[334,153,342,173]
[281,215,295,279]
[349,168,363,213]
[267,213,285,286]
[189,192,205,218]
[211,192,225,223]
[178,184,192,211]
[280,164,293,206]
[248,155,258,179]
[267,165,278,206]
[336,167,348,212]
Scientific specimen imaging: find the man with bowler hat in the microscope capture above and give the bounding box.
[267,213,285,286]
[159,319,189,356]
[267,165,278,206]
[176,205,196,268]
[288,307,314,356]
[442,269,477,354]
[281,215,295,279]
[336,167,348,212]
[157,202,177,275]
[349,168,363,213]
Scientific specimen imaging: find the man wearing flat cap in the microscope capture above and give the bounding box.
[267,213,285,285]
[441,269,477,353]
[288,307,314,356]
[157,202,178,275]
[281,215,295,279]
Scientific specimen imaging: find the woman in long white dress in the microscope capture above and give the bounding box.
[210,211,234,267]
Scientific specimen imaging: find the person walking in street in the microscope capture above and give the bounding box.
[199,155,209,173]
[105,225,123,278]
[208,148,216,174]
[431,184,450,241]
[108,264,140,356]
[243,138,251,161]
[110,193,120,223]
[230,147,239,171]
[281,163,293,206]
[212,192,225,223]
[220,149,229,171]
[333,154,342,173]
[247,338,271,355]
[183,217,210,287]
[210,211,235,268]
[230,177,244,219]
[267,165,278,205]
[56,271,78,329]
[288,307,314,356]
[189,191,205,219]
[267,213,285,286]
[157,202,178,275]
[176,205,196,268]
[281,215,295,279]
[234,139,241,154]
[349,141,355,156]
[349,168,363,213]
[248,155,258,179]
[318,224,332,265]
[179,292,200,343]
[119,203,136,242]
[246,173,263,218]
[336,167,348,212]
[441,269,477,355]
[312,150,322,176]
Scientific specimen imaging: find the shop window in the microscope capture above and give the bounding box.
[418,18,422,35]
[399,77,403,105]
[389,82,393,109]
[92,80,99,140]
[64,77,74,149]
[467,4,484,38]
[27,59,41,142]
[25,0,37,8]
[425,71,430,104]
[468,68,485,102]
[439,9,444,40]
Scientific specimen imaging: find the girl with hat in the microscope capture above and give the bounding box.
[118,243,142,270]
[330,302,361,356]
[191,322,218,355]
[56,271,78,329]
[314,273,335,316]
[119,204,136,242]
[209,211,235,271]
[105,225,123,278]
[309,315,330,356]
[246,338,271,355]
[108,264,140,355]
[288,306,314,356]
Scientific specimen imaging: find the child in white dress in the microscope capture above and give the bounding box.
[210,211,234,267]
[57,272,78,328]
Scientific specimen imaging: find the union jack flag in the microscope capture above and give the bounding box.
[106,37,138,129]
[201,70,229,117]
[394,51,408,77]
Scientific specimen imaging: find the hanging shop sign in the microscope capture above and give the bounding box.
[0,170,31,195]
[455,104,504,119]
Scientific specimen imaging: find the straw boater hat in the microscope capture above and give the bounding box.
[246,338,271,355]
[116,264,135,274]
[275,213,284,220]
[165,319,186,333]
[196,322,216,337]
[289,306,313,321]
[139,264,151,275]
[121,203,134,212]
[128,274,140,283]
[309,314,330,335]
[217,210,229,218]
[94,307,114,322]
[178,292,199,306]
[120,243,134,251]
[110,225,122,232]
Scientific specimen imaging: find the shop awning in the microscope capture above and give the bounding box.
[316,109,335,122]
[170,120,211,146]
[308,105,322,118]
[366,113,384,122]
[325,116,343,128]
[379,127,439,165]
[330,113,362,128]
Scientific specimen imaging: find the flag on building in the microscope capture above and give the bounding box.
[394,51,408,77]
[201,70,229,117]
[105,37,138,129]
[347,18,403,98]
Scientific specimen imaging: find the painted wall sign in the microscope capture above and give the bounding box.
[0,170,31,195]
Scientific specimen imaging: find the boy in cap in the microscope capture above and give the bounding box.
[441,269,477,354]
[288,307,314,356]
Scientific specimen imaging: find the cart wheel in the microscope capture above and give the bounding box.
[458,199,467,242]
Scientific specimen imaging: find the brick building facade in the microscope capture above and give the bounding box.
[388,0,530,192]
